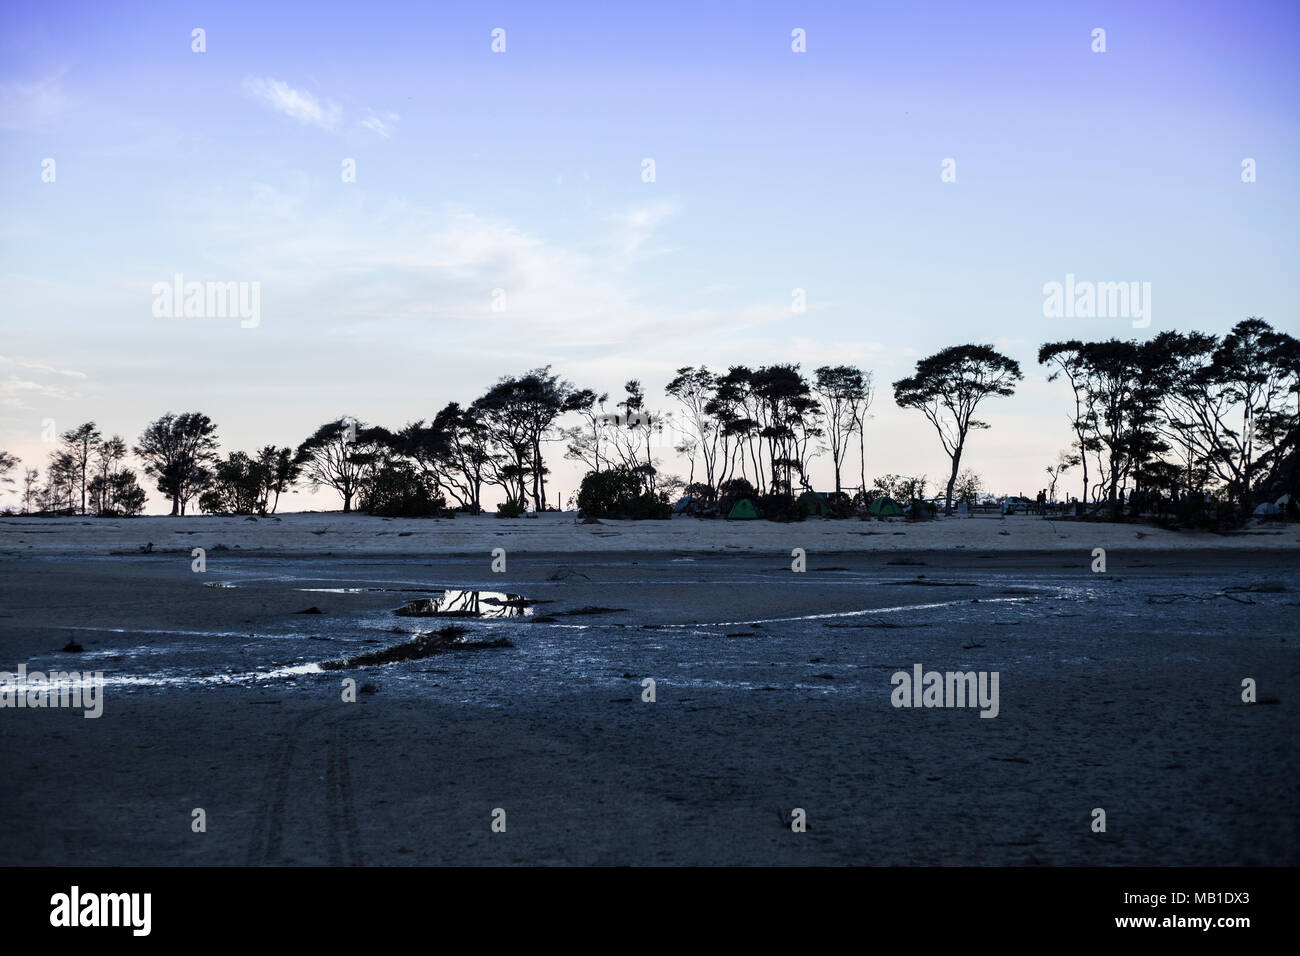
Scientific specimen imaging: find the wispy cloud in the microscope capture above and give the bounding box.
[242,77,341,130]
[0,355,87,379]
[0,72,69,130]
[607,199,682,260]
[360,109,400,138]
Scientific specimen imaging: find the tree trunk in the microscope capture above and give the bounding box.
[858,425,867,499]
[944,448,962,517]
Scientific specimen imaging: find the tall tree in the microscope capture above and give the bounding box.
[665,367,724,496]
[563,390,611,476]
[1038,341,1094,505]
[60,422,101,515]
[751,364,820,494]
[295,417,369,512]
[135,412,219,515]
[472,377,536,507]
[813,365,870,496]
[90,435,128,514]
[893,345,1022,515]
[254,445,301,514]
[43,451,78,512]
[1155,319,1299,507]
[21,467,40,514]
[0,450,18,493]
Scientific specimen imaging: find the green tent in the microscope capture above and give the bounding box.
[868,495,903,517]
[798,491,830,516]
[728,497,760,520]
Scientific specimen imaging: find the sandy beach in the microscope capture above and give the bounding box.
[1,516,1296,866]
[3,510,1298,556]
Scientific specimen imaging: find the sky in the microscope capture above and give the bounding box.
[1,0,1298,512]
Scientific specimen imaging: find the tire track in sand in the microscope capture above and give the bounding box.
[246,707,364,865]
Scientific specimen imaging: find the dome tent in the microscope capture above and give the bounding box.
[727,497,760,520]
[868,496,904,517]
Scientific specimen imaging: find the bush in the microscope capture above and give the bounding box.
[907,499,938,520]
[826,491,856,518]
[624,492,672,520]
[684,481,716,507]
[360,463,446,517]
[718,478,756,501]
[577,467,670,519]
[757,492,803,522]
[496,498,526,518]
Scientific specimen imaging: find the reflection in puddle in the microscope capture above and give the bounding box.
[394,590,532,619]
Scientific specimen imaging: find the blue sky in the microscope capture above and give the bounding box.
[2,0,1298,509]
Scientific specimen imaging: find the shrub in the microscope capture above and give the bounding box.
[496,498,526,518]
[360,463,446,517]
[577,467,671,519]
[718,477,756,501]
[684,481,716,508]
[757,492,803,522]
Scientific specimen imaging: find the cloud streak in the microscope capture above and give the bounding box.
[242,77,341,130]
[0,72,69,130]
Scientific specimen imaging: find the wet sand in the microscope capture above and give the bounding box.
[0,544,1296,866]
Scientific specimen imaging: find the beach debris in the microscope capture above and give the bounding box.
[139,542,154,553]
[61,640,84,653]
[320,626,512,669]
[295,606,325,614]
[547,566,590,581]
[553,605,627,617]
[962,642,985,649]
[1148,591,1258,605]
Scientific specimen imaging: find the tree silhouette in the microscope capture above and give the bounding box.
[893,345,1022,516]
[60,422,101,515]
[296,417,368,513]
[135,412,219,515]
[813,365,870,496]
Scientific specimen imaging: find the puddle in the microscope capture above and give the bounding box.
[394,590,532,619]
[297,586,439,594]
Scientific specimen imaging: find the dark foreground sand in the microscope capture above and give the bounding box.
[0,544,1295,866]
